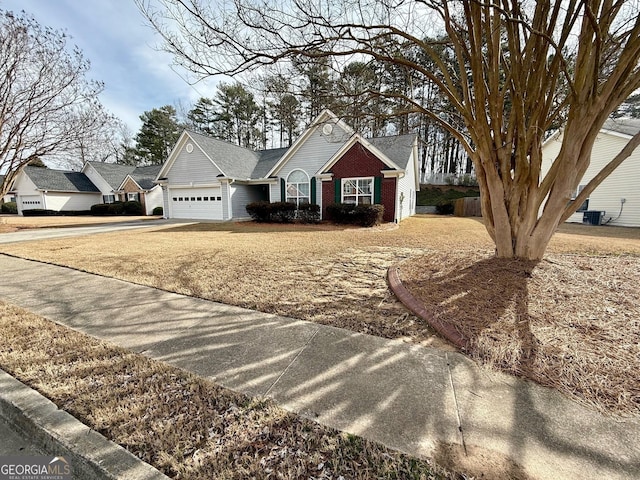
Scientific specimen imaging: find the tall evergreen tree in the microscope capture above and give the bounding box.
[187,97,217,135]
[214,82,263,148]
[133,105,182,165]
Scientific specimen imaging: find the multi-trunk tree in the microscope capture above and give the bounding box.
[138,0,640,260]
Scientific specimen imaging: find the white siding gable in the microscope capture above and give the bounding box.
[541,129,640,227]
[167,141,223,186]
[270,123,351,201]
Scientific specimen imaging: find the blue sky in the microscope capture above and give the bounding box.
[1,0,218,132]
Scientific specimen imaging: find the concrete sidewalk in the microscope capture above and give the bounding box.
[0,254,638,480]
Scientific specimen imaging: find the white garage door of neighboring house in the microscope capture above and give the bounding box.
[19,195,42,210]
[169,187,223,220]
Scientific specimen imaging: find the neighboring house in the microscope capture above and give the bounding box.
[157,110,420,222]
[541,118,640,227]
[83,162,163,215]
[12,163,164,216]
[13,166,101,215]
[0,174,16,204]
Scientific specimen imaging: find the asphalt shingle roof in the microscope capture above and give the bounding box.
[187,131,264,180]
[23,166,99,192]
[87,162,135,190]
[252,147,289,178]
[369,134,417,170]
[186,131,415,181]
[130,165,162,190]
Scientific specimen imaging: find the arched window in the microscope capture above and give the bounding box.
[286,170,310,206]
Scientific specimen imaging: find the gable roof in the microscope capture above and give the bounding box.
[160,111,417,184]
[252,147,289,178]
[264,109,356,178]
[22,166,99,193]
[127,164,163,190]
[87,162,135,190]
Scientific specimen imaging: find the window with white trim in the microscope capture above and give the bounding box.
[572,184,589,212]
[286,170,310,206]
[103,195,115,204]
[342,178,374,205]
[127,192,140,202]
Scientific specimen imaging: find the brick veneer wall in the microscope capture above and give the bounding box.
[120,177,146,214]
[323,142,397,222]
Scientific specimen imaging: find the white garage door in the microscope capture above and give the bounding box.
[19,195,43,211]
[169,187,223,220]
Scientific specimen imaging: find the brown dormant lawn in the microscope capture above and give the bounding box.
[1,215,638,415]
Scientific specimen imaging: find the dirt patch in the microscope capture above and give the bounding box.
[399,252,640,416]
[0,302,464,479]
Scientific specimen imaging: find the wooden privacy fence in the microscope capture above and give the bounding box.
[454,197,482,217]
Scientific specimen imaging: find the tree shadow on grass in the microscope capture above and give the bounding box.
[402,255,541,375]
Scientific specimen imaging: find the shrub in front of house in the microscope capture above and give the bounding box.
[435,201,455,215]
[1,201,17,214]
[268,201,296,223]
[326,203,384,227]
[91,203,125,215]
[246,201,272,222]
[22,209,58,216]
[91,204,111,215]
[152,206,163,216]
[326,203,356,224]
[246,201,316,223]
[123,200,143,215]
[296,203,321,224]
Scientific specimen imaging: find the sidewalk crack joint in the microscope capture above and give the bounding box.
[264,327,320,397]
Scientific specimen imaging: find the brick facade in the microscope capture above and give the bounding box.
[323,143,397,222]
[120,177,146,213]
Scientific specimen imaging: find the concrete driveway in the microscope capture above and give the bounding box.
[0,219,191,244]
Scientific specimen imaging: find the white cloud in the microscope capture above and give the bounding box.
[2,0,219,132]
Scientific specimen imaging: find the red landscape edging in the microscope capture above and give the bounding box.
[387,265,470,351]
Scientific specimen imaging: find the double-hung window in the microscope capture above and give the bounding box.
[342,178,374,205]
[127,192,140,202]
[103,194,115,204]
[286,170,310,206]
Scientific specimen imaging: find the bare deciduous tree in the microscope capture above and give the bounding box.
[0,10,109,198]
[138,0,640,259]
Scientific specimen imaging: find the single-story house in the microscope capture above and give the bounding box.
[82,162,163,215]
[12,163,164,216]
[156,109,420,222]
[541,118,640,227]
[13,166,102,214]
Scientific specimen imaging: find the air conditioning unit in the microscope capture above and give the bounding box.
[583,210,605,226]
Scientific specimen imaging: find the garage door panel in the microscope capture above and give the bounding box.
[170,187,223,220]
